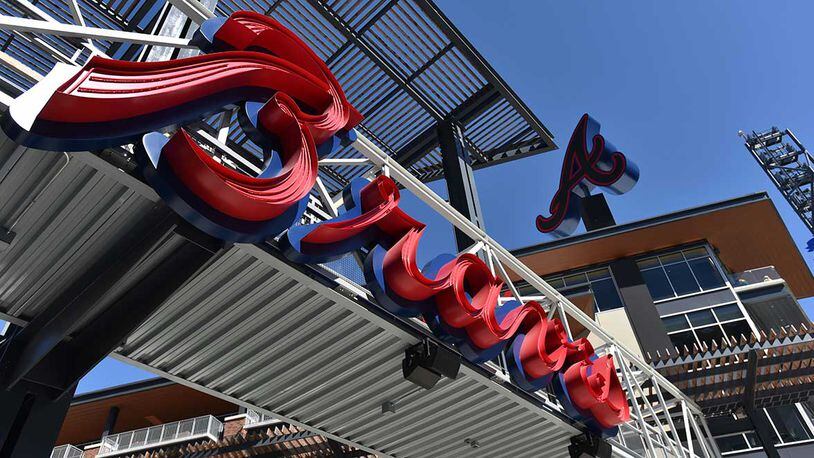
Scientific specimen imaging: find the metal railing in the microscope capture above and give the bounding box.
[97,415,221,457]
[730,266,782,287]
[244,409,282,428]
[50,444,83,458]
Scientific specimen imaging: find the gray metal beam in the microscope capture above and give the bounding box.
[33,229,221,396]
[0,209,176,392]
[439,118,485,252]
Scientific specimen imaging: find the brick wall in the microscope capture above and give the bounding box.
[82,445,99,458]
[222,416,246,438]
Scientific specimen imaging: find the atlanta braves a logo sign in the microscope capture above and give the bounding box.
[536,114,639,237]
[1,11,629,433]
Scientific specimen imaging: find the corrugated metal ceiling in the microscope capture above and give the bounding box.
[0,134,578,457]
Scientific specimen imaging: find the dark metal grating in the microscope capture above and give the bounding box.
[0,0,556,193]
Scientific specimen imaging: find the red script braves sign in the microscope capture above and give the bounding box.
[1,11,630,434]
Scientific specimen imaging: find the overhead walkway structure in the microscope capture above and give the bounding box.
[0,1,717,457]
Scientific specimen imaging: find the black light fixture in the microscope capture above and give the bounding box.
[402,339,460,390]
[0,227,14,250]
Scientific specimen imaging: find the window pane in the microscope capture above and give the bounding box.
[591,278,623,311]
[669,331,697,351]
[659,253,685,265]
[687,309,716,326]
[683,247,709,259]
[767,405,813,442]
[587,268,611,281]
[641,268,674,300]
[694,325,725,346]
[721,320,753,342]
[637,257,661,269]
[744,431,762,447]
[564,273,588,286]
[713,303,743,322]
[546,277,565,289]
[688,257,725,290]
[802,401,814,424]
[664,262,700,296]
[662,315,690,333]
[715,434,748,453]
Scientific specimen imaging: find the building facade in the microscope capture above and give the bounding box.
[51,378,372,458]
[515,192,814,457]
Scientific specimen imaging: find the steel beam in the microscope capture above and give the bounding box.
[0,383,76,458]
[31,230,221,396]
[438,118,485,252]
[0,209,176,392]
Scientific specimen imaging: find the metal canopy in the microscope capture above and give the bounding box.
[0,0,555,191]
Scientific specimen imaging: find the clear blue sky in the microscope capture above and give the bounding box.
[7,1,814,393]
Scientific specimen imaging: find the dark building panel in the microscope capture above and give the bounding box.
[655,288,737,316]
[608,258,674,357]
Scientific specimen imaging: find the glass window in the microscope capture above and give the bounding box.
[767,405,813,442]
[721,320,752,341]
[664,262,700,295]
[744,431,761,448]
[688,257,725,290]
[687,309,716,326]
[695,325,725,346]
[660,252,685,265]
[669,331,697,351]
[587,268,611,281]
[564,273,587,286]
[637,257,661,269]
[715,434,748,453]
[546,277,565,289]
[683,247,709,259]
[713,303,743,322]
[662,315,690,333]
[641,268,674,300]
[591,278,623,311]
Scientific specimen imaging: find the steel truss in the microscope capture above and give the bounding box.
[0,1,719,456]
[740,127,814,235]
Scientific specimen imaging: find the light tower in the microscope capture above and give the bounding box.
[740,127,814,234]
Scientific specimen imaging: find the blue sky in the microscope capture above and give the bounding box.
[4,1,813,393]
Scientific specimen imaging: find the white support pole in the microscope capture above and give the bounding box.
[0,15,197,49]
[688,412,712,458]
[682,401,694,457]
[614,347,656,457]
[64,0,101,54]
[314,177,339,218]
[319,158,371,166]
[653,379,687,458]
[167,0,215,24]
[628,362,681,457]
